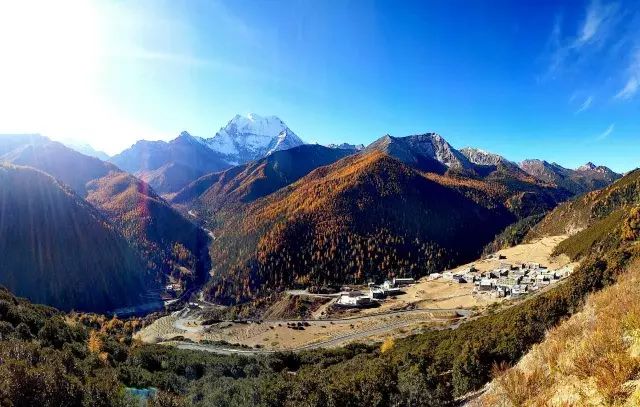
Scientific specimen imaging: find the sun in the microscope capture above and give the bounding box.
[0,0,103,102]
[0,1,123,149]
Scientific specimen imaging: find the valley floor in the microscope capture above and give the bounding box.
[137,235,573,353]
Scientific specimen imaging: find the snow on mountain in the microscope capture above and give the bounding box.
[460,147,510,166]
[577,162,598,172]
[575,161,618,175]
[327,142,365,152]
[204,113,304,165]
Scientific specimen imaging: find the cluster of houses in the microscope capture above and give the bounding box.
[428,262,573,299]
[165,282,183,293]
[336,277,415,308]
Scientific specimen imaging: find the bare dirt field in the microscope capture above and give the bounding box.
[136,235,574,352]
[137,308,461,350]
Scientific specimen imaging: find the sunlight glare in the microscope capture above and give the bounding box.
[0,1,155,153]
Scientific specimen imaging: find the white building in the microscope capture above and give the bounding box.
[370,288,385,299]
[477,279,494,291]
[383,287,402,296]
[337,292,371,307]
[442,271,455,280]
[393,277,415,286]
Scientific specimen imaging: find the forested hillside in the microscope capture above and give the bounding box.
[203,149,553,304]
[0,165,156,311]
[0,209,628,406]
[0,165,635,405]
[0,136,211,291]
[0,243,624,407]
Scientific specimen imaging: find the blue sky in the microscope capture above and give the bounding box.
[0,0,638,172]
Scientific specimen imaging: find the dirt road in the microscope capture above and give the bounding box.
[171,309,469,355]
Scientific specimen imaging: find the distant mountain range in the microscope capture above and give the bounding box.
[110,114,305,194]
[172,144,353,211]
[104,122,623,305]
[110,131,231,194]
[63,141,111,161]
[520,159,621,195]
[111,114,621,198]
[0,122,624,309]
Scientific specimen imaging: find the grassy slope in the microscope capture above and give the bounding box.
[476,257,640,406]
[471,169,640,406]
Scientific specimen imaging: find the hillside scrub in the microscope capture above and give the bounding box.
[474,257,640,406]
[483,213,546,254]
[529,169,640,240]
[470,170,640,406]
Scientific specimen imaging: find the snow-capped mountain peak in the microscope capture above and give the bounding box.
[327,142,365,152]
[205,113,304,165]
[577,162,597,171]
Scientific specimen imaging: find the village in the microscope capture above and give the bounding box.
[439,259,572,298]
[333,253,574,309]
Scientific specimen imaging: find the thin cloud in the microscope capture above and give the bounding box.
[616,77,639,99]
[595,124,615,140]
[615,50,640,100]
[574,0,616,47]
[545,15,566,77]
[544,1,619,78]
[575,95,593,113]
[122,49,215,66]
